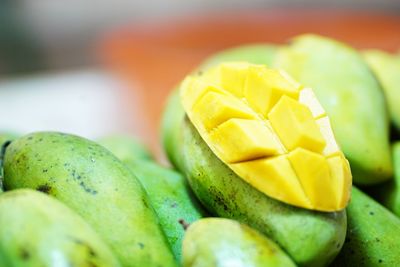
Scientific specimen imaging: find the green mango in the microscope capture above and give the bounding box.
[200,44,278,70]
[126,160,206,262]
[366,142,400,217]
[179,118,346,267]
[182,218,296,267]
[363,49,400,131]
[274,34,392,185]
[331,187,400,266]
[3,132,177,267]
[161,44,277,171]
[98,134,206,261]
[0,189,120,267]
[98,134,153,163]
[0,132,18,193]
[162,88,186,171]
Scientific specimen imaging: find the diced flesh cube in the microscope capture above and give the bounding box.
[299,88,326,118]
[192,92,256,131]
[268,96,326,153]
[181,77,226,110]
[232,155,311,208]
[209,119,283,163]
[317,116,341,157]
[288,148,337,211]
[327,153,352,209]
[244,67,300,117]
[220,62,251,97]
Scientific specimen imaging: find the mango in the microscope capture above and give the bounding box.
[274,34,392,185]
[0,189,120,267]
[367,142,400,217]
[125,160,206,262]
[182,218,296,267]
[181,62,351,211]
[331,187,400,266]
[98,135,206,262]
[363,49,400,131]
[98,134,153,163]
[0,132,18,193]
[178,118,346,266]
[3,132,177,267]
[162,44,277,171]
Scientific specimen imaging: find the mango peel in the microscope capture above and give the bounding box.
[180,62,352,211]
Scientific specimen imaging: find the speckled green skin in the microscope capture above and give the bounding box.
[366,142,400,218]
[0,132,18,192]
[331,187,400,266]
[3,132,177,267]
[274,34,392,185]
[363,50,400,131]
[183,218,296,267]
[98,134,153,163]
[127,160,206,262]
[161,44,277,171]
[98,134,205,261]
[0,189,120,267]
[180,119,346,267]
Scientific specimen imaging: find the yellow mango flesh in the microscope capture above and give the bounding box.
[181,62,352,211]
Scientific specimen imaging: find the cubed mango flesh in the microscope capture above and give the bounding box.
[180,62,352,211]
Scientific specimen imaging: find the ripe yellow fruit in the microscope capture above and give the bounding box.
[181,62,351,211]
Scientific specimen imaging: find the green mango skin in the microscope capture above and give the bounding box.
[161,88,186,171]
[0,189,120,267]
[161,44,277,171]
[182,218,296,267]
[274,34,392,185]
[363,50,400,131]
[331,187,400,266]
[98,134,153,163]
[199,44,278,70]
[3,132,177,267]
[98,134,206,261]
[180,118,346,267]
[367,142,400,217]
[0,132,18,193]
[127,160,206,262]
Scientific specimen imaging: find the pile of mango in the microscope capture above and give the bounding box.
[1,34,400,267]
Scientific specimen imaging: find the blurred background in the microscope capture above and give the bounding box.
[1,0,400,157]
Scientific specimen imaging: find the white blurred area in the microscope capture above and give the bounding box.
[0,70,138,139]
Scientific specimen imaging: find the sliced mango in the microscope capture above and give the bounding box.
[209,119,283,163]
[181,62,352,211]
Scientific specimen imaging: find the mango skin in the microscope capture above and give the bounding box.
[99,134,206,261]
[200,44,277,70]
[161,44,277,171]
[126,160,206,262]
[180,118,346,267]
[363,50,400,131]
[182,218,296,267]
[0,132,18,192]
[0,189,120,267]
[3,132,177,267]
[98,134,153,163]
[331,187,400,266]
[367,142,400,217]
[274,34,392,185]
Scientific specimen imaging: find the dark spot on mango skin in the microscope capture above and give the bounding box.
[179,219,190,230]
[138,242,145,249]
[20,248,30,260]
[36,184,52,194]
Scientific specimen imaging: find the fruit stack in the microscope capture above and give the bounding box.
[1,34,400,267]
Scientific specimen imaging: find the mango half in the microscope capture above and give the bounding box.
[181,62,352,211]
